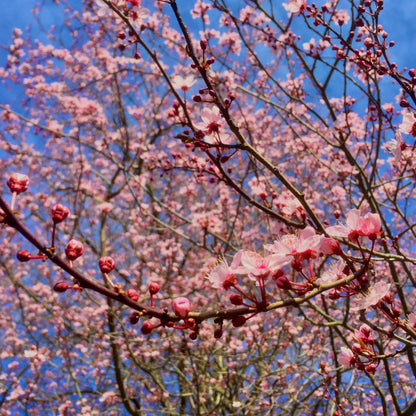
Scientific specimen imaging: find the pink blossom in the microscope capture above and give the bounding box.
[338,347,356,367]
[326,209,381,242]
[172,297,191,318]
[399,111,416,136]
[350,281,391,311]
[196,107,222,136]
[265,226,323,263]
[239,251,284,278]
[282,0,306,15]
[171,75,196,92]
[207,251,244,288]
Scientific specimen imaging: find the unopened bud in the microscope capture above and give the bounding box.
[98,256,115,273]
[149,282,160,295]
[65,239,84,261]
[54,282,70,292]
[231,315,246,327]
[172,297,191,319]
[214,328,223,339]
[229,293,243,305]
[129,312,140,325]
[7,173,29,194]
[200,39,208,50]
[141,322,153,334]
[51,203,70,224]
[16,250,32,262]
[126,288,139,301]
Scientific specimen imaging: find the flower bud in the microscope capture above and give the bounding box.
[200,39,208,50]
[149,282,160,295]
[126,288,139,301]
[53,282,70,292]
[275,276,292,290]
[214,328,223,339]
[98,256,115,273]
[189,332,198,340]
[51,203,70,224]
[229,293,243,305]
[172,297,191,319]
[65,239,84,261]
[129,312,140,325]
[16,250,32,262]
[141,322,153,334]
[231,316,246,327]
[7,173,29,194]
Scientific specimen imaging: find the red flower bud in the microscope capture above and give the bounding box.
[141,322,153,334]
[200,39,208,50]
[232,316,246,327]
[214,328,223,339]
[51,203,70,224]
[126,288,139,301]
[172,297,191,319]
[16,250,32,262]
[129,312,140,325]
[7,173,29,194]
[229,293,243,305]
[98,256,115,273]
[275,276,292,290]
[65,239,84,261]
[149,282,160,295]
[54,282,70,292]
[189,332,198,340]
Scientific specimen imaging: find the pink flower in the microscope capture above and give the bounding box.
[265,226,323,263]
[171,75,196,92]
[338,347,356,367]
[350,281,391,311]
[196,107,222,135]
[7,173,29,194]
[326,209,381,242]
[172,297,191,318]
[399,111,416,136]
[239,251,285,278]
[282,0,306,15]
[207,251,245,289]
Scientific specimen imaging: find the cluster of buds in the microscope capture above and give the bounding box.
[339,324,379,374]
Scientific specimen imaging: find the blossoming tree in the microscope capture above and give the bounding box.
[1,0,416,414]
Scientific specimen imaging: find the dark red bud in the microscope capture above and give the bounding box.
[229,293,243,305]
[141,322,153,334]
[129,312,140,325]
[214,328,223,339]
[16,250,32,262]
[189,332,198,340]
[54,282,70,293]
[231,316,246,327]
[200,39,208,50]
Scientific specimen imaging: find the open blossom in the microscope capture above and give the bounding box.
[399,111,416,136]
[239,251,285,278]
[207,251,245,288]
[265,226,323,263]
[317,259,346,284]
[326,209,381,242]
[338,347,356,368]
[171,75,196,92]
[350,281,391,311]
[196,107,223,135]
[282,0,306,15]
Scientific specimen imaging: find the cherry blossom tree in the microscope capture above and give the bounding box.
[1,0,416,415]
